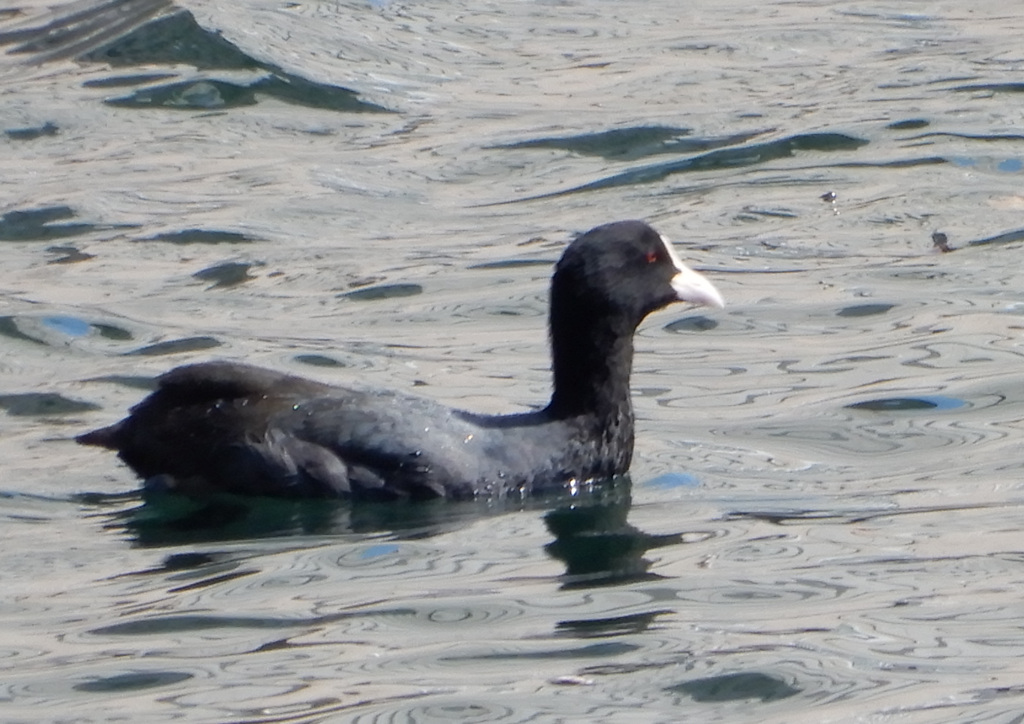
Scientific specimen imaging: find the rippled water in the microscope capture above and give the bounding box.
[4,0,1024,720]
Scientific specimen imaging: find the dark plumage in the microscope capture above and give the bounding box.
[77,220,724,501]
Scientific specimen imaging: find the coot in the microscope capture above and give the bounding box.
[77,220,724,501]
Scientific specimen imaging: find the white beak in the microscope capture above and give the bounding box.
[660,234,725,308]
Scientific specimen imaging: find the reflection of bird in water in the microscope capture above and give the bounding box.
[544,487,692,588]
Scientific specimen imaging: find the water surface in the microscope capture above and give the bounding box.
[3,0,1024,721]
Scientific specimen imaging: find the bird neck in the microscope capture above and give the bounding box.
[546,310,636,421]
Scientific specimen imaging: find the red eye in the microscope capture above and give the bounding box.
[646,250,658,264]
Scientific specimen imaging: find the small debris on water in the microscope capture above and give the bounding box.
[549,675,595,686]
[820,190,839,215]
[932,231,954,253]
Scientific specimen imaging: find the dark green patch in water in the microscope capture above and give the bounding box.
[73,671,193,693]
[0,392,101,416]
[0,206,103,242]
[141,229,259,244]
[507,132,870,202]
[837,303,895,318]
[340,283,424,301]
[494,126,767,161]
[127,336,222,356]
[669,672,800,702]
[193,261,259,288]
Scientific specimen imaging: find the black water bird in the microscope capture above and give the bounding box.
[77,220,724,501]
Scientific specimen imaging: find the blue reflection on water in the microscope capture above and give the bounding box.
[645,472,700,489]
[42,315,91,337]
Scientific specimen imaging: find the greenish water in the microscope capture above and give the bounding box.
[4,0,1024,721]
